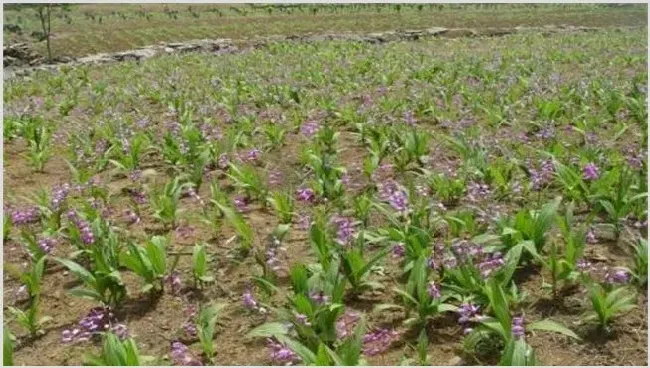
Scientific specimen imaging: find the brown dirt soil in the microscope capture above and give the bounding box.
[4,127,649,365]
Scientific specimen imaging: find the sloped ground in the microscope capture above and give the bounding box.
[3,28,647,365]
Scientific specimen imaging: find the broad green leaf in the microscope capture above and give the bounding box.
[528,319,580,340]
[246,322,289,338]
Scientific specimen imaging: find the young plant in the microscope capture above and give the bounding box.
[267,190,295,224]
[401,127,430,167]
[214,201,254,255]
[109,132,149,172]
[339,233,389,296]
[23,117,53,172]
[84,333,149,366]
[56,223,126,306]
[465,280,580,365]
[583,283,637,331]
[227,163,268,202]
[5,256,50,337]
[631,238,647,287]
[4,214,12,241]
[248,262,365,365]
[423,170,465,206]
[119,236,168,294]
[352,193,372,228]
[4,327,14,366]
[307,150,346,201]
[192,243,214,288]
[400,330,431,366]
[540,201,586,296]
[149,176,191,229]
[385,256,457,329]
[592,167,647,240]
[498,197,560,256]
[263,122,287,150]
[196,303,226,363]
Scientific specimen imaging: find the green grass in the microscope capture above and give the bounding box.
[3,3,647,58]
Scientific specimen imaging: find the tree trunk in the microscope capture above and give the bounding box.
[46,5,52,61]
[37,5,52,61]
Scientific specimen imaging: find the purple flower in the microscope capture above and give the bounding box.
[164,271,182,295]
[296,213,311,230]
[234,196,248,212]
[268,170,283,186]
[477,252,505,278]
[295,313,311,327]
[38,236,57,254]
[388,190,409,212]
[309,290,329,305]
[450,240,482,262]
[443,256,458,269]
[605,269,630,285]
[242,290,258,310]
[536,125,555,140]
[124,210,140,225]
[626,151,644,170]
[586,228,597,244]
[404,110,416,126]
[377,180,398,201]
[296,188,315,203]
[62,306,125,343]
[336,311,361,339]
[246,148,262,162]
[110,324,129,340]
[582,162,600,181]
[362,328,399,356]
[511,316,525,340]
[427,281,440,299]
[529,159,554,190]
[300,121,320,138]
[218,153,229,169]
[391,243,405,258]
[51,183,71,211]
[11,206,40,225]
[576,258,592,272]
[68,213,96,245]
[266,245,281,271]
[332,216,356,246]
[267,338,300,365]
[458,303,481,334]
[427,255,438,270]
[132,189,147,205]
[171,341,203,366]
[467,181,490,202]
[128,170,142,182]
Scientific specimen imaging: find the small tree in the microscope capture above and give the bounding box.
[36,4,52,61]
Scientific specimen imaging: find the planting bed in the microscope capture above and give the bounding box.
[3,27,648,366]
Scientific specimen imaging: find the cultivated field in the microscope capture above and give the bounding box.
[3,3,648,58]
[2,4,648,367]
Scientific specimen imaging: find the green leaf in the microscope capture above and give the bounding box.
[4,327,14,366]
[528,319,580,340]
[192,244,207,277]
[324,344,345,366]
[199,275,215,283]
[373,303,404,312]
[246,322,289,338]
[56,258,96,286]
[315,343,331,366]
[68,288,104,303]
[275,335,315,365]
